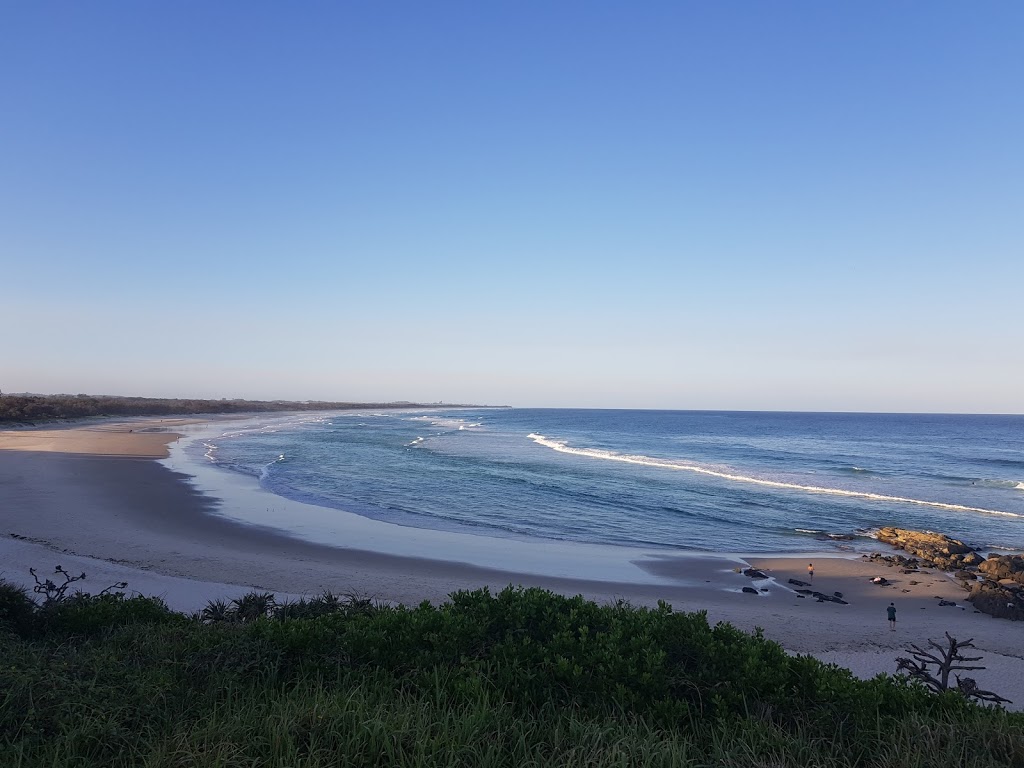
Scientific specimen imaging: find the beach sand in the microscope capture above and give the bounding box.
[0,418,203,458]
[2,420,1022,708]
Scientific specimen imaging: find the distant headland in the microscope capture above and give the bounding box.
[0,393,498,426]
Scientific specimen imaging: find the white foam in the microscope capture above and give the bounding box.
[527,434,1024,519]
[258,454,286,481]
[407,415,478,431]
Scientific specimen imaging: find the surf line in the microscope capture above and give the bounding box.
[527,434,1021,519]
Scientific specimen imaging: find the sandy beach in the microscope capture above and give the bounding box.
[1,419,1022,708]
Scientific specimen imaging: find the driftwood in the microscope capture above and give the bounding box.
[896,632,1010,705]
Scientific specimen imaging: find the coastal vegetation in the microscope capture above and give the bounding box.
[0,394,465,425]
[1,573,1021,767]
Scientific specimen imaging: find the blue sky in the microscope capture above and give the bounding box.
[2,3,1021,412]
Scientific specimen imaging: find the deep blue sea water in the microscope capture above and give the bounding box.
[191,409,1024,554]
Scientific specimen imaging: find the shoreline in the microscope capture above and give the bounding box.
[2,417,1023,708]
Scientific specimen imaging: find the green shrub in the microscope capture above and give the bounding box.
[36,592,181,637]
[0,579,35,637]
[2,583,1022,767]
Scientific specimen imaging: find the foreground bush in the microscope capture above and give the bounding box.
[0,583,1021,767]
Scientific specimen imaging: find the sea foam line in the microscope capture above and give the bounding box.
[527,434,1023,519]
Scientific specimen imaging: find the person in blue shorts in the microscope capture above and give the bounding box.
[887,602,897,631]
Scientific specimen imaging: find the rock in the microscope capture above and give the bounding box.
[744,568,768,579]
[979,555,1024,582]
[871,577,889,585]
[833,591,843,598]
[938,600,957,607]
[742,586,759,594]
[966,582,1024,621]
[866,551,921,569]
[788,578,812,587]
[876,527,980,571]
[954,570,975,581]
[813,592,848,605]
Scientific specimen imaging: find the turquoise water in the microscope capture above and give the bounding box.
[192,409,1024,554]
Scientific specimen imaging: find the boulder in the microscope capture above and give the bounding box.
[744,568,768,579]
[788,578,812,587]
[742,586,759,595]
[979,555,1024,582]
[967,582,1024,621]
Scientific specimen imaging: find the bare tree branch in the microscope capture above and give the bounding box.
[896,633,1011,705]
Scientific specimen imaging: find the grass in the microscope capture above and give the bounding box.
[1,581,1021,767]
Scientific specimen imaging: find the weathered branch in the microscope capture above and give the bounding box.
[896,633,1011,705]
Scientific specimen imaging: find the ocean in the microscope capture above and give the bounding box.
[185,409,1024,556]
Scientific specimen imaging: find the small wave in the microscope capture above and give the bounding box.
[406,437,425,447]
[527,433,1024,519]
[258,454,286,481]
[794,528,824,534]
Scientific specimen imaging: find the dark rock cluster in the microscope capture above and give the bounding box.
[874,527,1024,621]
[862,551,923,570]
[967,555,1024,621]
[791,587,848,605]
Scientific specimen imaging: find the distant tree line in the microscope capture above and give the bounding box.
[0,393,444,425]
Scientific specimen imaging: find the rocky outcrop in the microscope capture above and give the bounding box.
[874,527,1024,621]
[876,527,984,570]
[964,555,1024,621]
[966,579,1024,621]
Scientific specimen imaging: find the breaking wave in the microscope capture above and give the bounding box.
[527,433,1023,519]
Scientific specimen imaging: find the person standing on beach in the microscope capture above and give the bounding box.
[887,602,897,631]
[807,563,814,580]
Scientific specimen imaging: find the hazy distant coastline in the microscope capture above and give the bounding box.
[0,393,496,426]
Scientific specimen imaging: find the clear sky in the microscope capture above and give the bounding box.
[2,3,1021,412]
